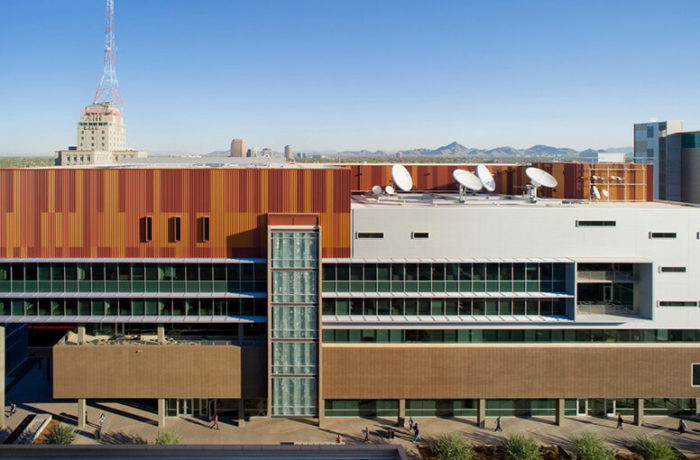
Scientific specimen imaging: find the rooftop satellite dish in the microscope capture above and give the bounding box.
[371,185,383,195]
[592,175,598,180]
[592,185,601,200]
[602,189,609,198]
[453,169,482,191]
[385,185,395,195]
[476,164,496,192]
[525,167,557,188]
[453,169,482,203]
[391,164,413,192]
[524,167,557,203]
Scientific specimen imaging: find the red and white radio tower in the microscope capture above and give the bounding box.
[93,0,123,110]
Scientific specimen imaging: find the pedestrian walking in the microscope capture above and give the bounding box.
[678,419,687,434]
[617,414,624,430]
[336,434,343,444]
[9,403,16,416]
[409,416,415,431]
[495,416,503,432]
[211,415,219,430]
[363,426,369,442]
[412,426,421,443]
[98,413,105,439]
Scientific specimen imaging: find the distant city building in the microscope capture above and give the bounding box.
[230,138,246,158]
[246,148,258,158]
[674,131,700,204]
[395,151,403,158]
[55,0,146,166]
[261,148,273,157]
[633,121,683,200]
[284,145,293,160]
[55,103,147,165]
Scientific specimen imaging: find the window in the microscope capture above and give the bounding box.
[412,232,429,239]
[356,233,383,239]
[659,301,697,307]
[660,267,686,273]
[198,216,210,242]
[647,126,654,137]
[649,232,676,239]
[693,364,700,387]
[140,217,152,242]
[169,217,181,242]
[576,220,616,227]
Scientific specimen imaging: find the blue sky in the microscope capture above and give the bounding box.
[1,0,699,155]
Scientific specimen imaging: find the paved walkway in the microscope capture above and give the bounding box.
[3,401,699,458]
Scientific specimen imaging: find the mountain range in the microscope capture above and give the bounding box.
[202,142,632,158]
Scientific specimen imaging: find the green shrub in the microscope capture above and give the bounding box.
[430,434,474,460]
[503,434,542,460]
[154,430,181,445]
[636,435,680,460]
[44,423,76,444]
[571,433,615,460]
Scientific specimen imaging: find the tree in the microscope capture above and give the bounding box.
[430,434,474,460]
[154,430,181,445]
[44,423,76,444]
[503,434,542,460]
[570,433,615,460]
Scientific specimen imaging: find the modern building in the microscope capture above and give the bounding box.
[55,103,147,165]
[679,131,700,204]
[231,139,247,158]
[285,145,294,161]
[0,161,698,430]
[579,151,626,164]
[247,148,258,158]
[261,148,273,158]
[633,121,683,200]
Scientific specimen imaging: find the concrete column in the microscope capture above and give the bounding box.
[77,324,86,345]
[238,398,245,427]
[398,399,406,427]
[78,399,86,430]
[477,399,486,428]
[157,398,166,428]
[634,398,644,426]
[157,325,165,344]
[317,398,325,427]
[0,325,5,429]
[555,399,565,426]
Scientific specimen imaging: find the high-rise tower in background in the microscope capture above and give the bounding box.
[284,145,293,160]
[230,139,246,157]
[55,0,146,165]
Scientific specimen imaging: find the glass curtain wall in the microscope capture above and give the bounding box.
[269,231,320,416]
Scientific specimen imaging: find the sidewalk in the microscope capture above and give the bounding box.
[5,401,699,458]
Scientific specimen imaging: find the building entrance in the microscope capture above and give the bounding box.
[166,399,215,418]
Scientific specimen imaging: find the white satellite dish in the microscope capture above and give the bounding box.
[371,185,383,195]
[476,164,496,192]
[525,167,557,188]
[391,164,413,192]
[453,169,482,191]
[592,185,601,200]
[602,189,609,198]
[524,167,557,203]
[592,175,598,180]
[385,185,395,195]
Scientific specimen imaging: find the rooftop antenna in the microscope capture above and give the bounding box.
[384,185,395,195]
[452,169,482,202]
[93,0,123,111]
[592,185,601,200]
[602,189,610,199]
[476,164,496,192]
[525,167,557,203]
[391,164,413,192]
[371,185,383,196]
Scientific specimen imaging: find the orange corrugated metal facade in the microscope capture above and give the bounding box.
[337,162,654,201]
[0,168,351,258]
